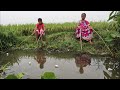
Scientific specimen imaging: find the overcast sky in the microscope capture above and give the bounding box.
[0,11,111,25]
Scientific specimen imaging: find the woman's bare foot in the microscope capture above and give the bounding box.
[79,37,82,42]
[89,40,93,45]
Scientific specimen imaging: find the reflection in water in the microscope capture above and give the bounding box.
[34,51,46,69]
[103,57,120,79]
[0,50,120,79]
[75,53,91,74]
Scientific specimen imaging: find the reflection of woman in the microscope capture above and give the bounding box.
[34,52,46,69]
[75,54,91,74]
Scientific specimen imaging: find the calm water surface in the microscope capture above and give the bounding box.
[0,50,119,79]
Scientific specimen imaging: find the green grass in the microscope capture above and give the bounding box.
[0,21,120,55]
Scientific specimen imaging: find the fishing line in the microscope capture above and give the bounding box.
[93,29,114,56]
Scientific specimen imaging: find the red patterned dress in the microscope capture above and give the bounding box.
[75,20,93,41]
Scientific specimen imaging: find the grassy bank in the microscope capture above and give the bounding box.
[0,21,120,55]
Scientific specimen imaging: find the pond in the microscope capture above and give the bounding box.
[0,50,119,79]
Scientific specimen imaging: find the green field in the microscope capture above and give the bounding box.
[0,21,120,56]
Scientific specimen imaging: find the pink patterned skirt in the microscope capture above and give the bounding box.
[36,29,45,36]
[75,27,93,41]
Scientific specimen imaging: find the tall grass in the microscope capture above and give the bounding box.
[0,21,119,55]
[1,21,115,36]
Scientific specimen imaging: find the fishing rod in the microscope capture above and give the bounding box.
[93,29,114,56]
[0,32,35,54]
[80,31,82,51]
[17,32,34,47]
[78,26,114,56]
[37,34,41,48]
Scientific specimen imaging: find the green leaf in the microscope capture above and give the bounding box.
[108,11,120,21]
[111,34,116,38]
[105,35,113,42]
[108,15,118,21]
[111,33,120,38]
[109,11,115,17]
[16,73,24,79]
[1,62,10,71]
[105,38,113,42]
[5,74,18,79]
[41,72,56,79]
[103,71,111,79]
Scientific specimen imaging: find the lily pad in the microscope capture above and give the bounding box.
[5,73,24,79]
[41,72,56,79]
[5,74,18,79]
[16,73,24,79]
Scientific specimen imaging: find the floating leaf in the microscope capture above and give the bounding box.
[5,74,18,79]
[41,72,56,79]
[16,73,24,79]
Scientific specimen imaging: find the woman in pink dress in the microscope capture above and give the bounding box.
[34,18,45,41]
[75,13,93,44]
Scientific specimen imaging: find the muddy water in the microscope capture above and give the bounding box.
[0,50,119,79]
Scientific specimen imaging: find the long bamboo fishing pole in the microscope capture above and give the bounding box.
[80,31,82,50]
[37,34,44,48]
[93,29,114,56]
[17,32,34,47]
[0,32,34,54]
[37,35,40,48]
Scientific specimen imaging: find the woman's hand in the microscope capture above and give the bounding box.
[78,26,81,28]
[88,26,92,29]
[32,29,36,35]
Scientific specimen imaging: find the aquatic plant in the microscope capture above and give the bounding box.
[5,73,24,79]
[41,72,56,79]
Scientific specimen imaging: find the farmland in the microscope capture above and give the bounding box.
[0,21,120,56]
